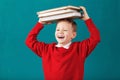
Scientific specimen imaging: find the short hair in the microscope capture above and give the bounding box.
[57,18,77,32]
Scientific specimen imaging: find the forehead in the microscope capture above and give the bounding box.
[56,21,72,28]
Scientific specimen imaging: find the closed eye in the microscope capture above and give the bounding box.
[56,29,60,31]
[64,30,68,31]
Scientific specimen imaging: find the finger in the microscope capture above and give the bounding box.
[79,6,86,10]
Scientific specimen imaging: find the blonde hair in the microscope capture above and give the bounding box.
[57,19,77,32]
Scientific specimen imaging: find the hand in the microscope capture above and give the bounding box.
[79,6,90,21]
[38,18,52,24]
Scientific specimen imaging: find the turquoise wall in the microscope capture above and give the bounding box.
[0,0,120,80]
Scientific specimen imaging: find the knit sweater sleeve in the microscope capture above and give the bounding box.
[25,22,46,57]
[80,18,100,58]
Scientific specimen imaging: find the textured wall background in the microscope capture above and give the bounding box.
[0,0,120,80]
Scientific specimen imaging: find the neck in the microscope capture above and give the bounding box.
[57,43,65,47]
[57,42,71,47]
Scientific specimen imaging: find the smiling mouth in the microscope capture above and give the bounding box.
[58,36,65,39]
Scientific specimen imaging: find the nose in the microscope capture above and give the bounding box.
[59,30,64,34]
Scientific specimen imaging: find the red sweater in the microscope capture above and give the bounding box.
[25,19,100,80]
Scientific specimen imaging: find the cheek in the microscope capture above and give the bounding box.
[55,31,58,35]
[66,32,75,38]
[64,32,72,38]
[55,32,57,37]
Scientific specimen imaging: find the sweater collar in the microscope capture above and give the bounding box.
[56,42,72,49]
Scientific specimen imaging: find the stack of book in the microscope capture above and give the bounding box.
[37,5,83,22]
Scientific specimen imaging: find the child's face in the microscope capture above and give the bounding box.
[55,21,76,45]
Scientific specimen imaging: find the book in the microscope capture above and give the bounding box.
[37,5,81,14]
[38,9,79,17]
[37,5,83,22]
[40,12,81,22]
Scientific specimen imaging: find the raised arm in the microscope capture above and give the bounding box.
[25,22,46,57]
[79,6,100,57]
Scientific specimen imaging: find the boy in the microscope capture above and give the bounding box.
[25,6,100,80]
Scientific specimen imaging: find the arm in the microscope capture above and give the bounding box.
[80,6,101,57]
[25,22,46,57]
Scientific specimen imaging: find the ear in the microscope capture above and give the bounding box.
[72,32,77,39]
